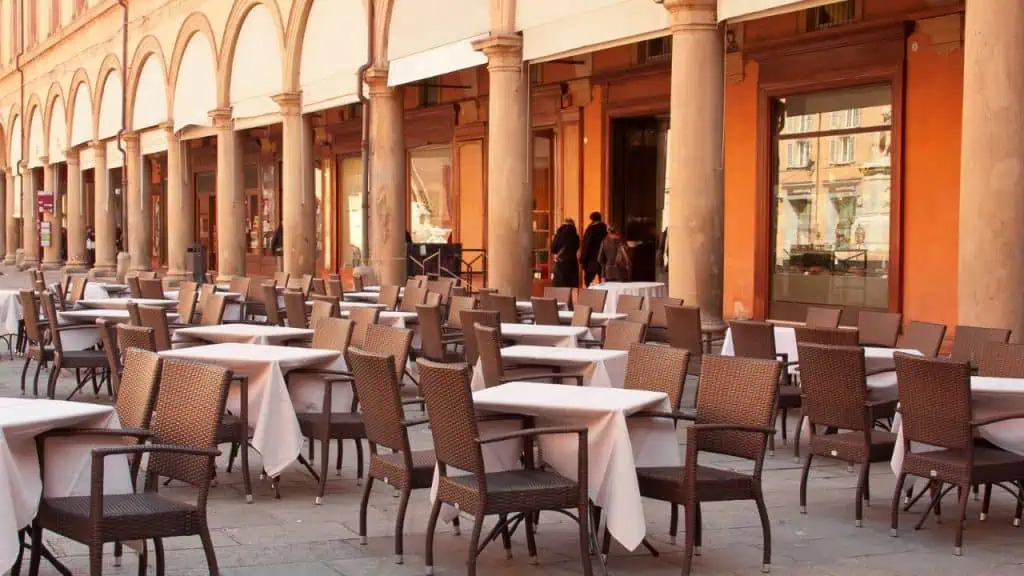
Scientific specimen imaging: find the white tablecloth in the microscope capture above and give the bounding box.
[94,283,129,297]
[500,323,588,348]
[471,345,628,390]
[591,282,667,314]
[0,289,20,336]
[0,399,132,573]
[336,301,388,312]
[158,343,340,477]
[78,298,178,310]
[343,291,380,302]
[339,309,416,329]
[557,310,626,327]
[174,324,314,346]
[59,310,179,325]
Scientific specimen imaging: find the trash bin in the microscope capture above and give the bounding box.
[186,243,206,284]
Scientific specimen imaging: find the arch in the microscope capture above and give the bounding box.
[168,12,219,130]
[126,35,169,132]
[9,113,21,172]
[0,120,7,169]
[68,67,94,146]
[94,53,124,141]
[44,82,68,162]
[289,0,368,113]
[217,0,286,109]
[25,95,44,167]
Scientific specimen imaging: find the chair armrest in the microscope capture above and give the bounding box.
[478,425,587,445]
[38,427,152,442]
[285,368,353,383]
[499,371,585,385]
[53,324,100,333]
[630,409,697,421]
[688,423,776,435]
[972,411,1024,427]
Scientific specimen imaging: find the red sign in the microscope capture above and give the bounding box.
[37,191,53,214]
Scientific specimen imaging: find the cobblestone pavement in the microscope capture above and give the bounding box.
[2,269,1024,575]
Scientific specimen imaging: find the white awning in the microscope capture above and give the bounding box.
[106,139,124,169]
[386,0,488,86]
[299,0,366,113]
[388,37,487,87]
[518,0,669,62]
[139,129,167,156]
[718,0,837,22]
[79,146,94,171]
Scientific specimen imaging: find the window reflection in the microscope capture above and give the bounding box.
[409,147,453,244]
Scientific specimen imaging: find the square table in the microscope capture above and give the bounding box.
[174,324,314,346]
[0,289,22,336]
[499,323,589,348]
[334,301,388,312]
[471,345,628,390]
[58,309,179,325]
[0,399,132,573]
[342,291,380,303]
[158,343,340,477]
[515,300,569,313]
[590,282,667,314]
[467,382,680,551]
[557,310,626,327]
[77,298,178,310]
[339,309,417,328]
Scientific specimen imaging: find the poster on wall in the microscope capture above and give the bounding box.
[40,222,51,248]
[37,190,54,214]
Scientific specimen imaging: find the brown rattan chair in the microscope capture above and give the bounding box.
[196,284,216,318]
[891,353,1024,555]
[646,297,682,342]
[415,305,463,362]
[625,343,690,411]
[481,293,518,324]
[805,307,841,328]
[139,278,164,299]
[666,305,705,376]
[425,292,442,308]
[601,319,646,351]
[376,285,400,311]
[531,297,561,326]
[242,278,267,320]
[858,311,902,348]
[418,358,593,576]
[348,307,381,350]
[326,276,343,298]
[127,276,143,298]
[351,273,365,291]
[543,286,573,308]
[475,324,583,387]
[730,320,800,457]
[283,290,309,329]
[362,324,415,389]
[175,281,199,325]
[577,288,607,313]
[949,324,1012,370]
[797,343,897,526]
[39,291,110,400]
[444,295,477,332]
[460,310,500,367]
[570,304,592,327]
[350,348,443,564]
[197,293,226,327]
[96,319,122,395]
[794,326,859,346]
[229,276,251,300]
[616,294,644,314]
[978,341,1024,377]
[629,354,781,575]
[70,276,89,304]
[901,321,946,357]
[28,355,231,576]
[309,299,338,330]
[125,302,142,326]
[399,285,428,313]
[310,278,327,296]
[260,282,285,325]
[425,279,452,307]
[274,271,290,287]
[18,290,53,396]
[138,305,173,352]
[625,309,653,341]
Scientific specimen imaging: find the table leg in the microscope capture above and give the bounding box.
[16,528,73,576]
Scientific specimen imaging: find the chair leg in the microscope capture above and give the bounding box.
[499,514,513,559]
[768,411,776,456]
[240,436,253,504]
[394,486,411,564]
[800,454,813,514]
[1015,481,1024,526]
[525,506,539,565]
[20,355,30,395]
[226,442,239,474]
[308,437,315,462]
[89,541,103,576]
[359,477,374,545]
[669,503,678,544]
[578,502,593,576]
[335,438,344,476]
[354,439,365,485]
[199,523,220,575]
[891,472,908,536]
[425,497,443,576]
[45,366,59,404]
[694,502,703,555]
[980,484,992,520]
[27,523,42,576]
[954,483,970,556]
[780,408,788,444]
[467,514,485,576]
[755,491,772,573]
[114,541,123,568]
[315,432,330,505]
[855,461,870,527]
[32,359,43,397]
[681,500,697,576]
[793,412,804,462]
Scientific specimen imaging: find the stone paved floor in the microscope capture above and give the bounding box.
[3,269,1024,575]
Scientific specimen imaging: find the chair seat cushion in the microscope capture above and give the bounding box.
[295,411,366,438]
[438,469,579,515]
[904,446,1024,484]
[778,385,802,409]
[637,464,756,503]
[39,493,200,542]
[809,429,896,463]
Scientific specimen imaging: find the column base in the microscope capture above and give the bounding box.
[41,260,64,270]
[63,264,90,274]
[89,266,117,279]
[3,256,15,265]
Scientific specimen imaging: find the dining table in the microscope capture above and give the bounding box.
[499,323,590,348]
[589,282,667,314]
[173,324,314,346]
[58,309,180,325]
[470,345,629,390]
[77,298,178,310]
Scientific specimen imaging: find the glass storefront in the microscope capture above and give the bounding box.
[408,146,453,244]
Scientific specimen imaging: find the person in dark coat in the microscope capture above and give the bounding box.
[550,218,580,288]
[580,212,608,286]
[598,224,631,282]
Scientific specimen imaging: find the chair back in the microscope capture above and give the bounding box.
[570,304,592,327]
[797,343,868,431]
[349,348,411,454]
[127,276,143,298]
[283,290,308,329]
[649,297,682,329]
[695,355,781,463]
[616,294,644,314]
[348,307,381,349]
[445,295,477,329]
[531,297,561,326]
[262,283,284,326]
[139,278,165,299]
[126,302,142,326]
[197,284,216,311]
[38,292,65,355]
[666,305,703,357]
[378,285,400,310]
[950,325,1011,369]
[460,310,500,366]
[857,311,902,348]
[114,348,162,441]
[902,321,946,357]
[312,317,354,355]
[351,273,364,291]
[543,286,573,308]
[273,271,290,287]
[406,278,424,292]
[894,353,973,452]
[300,274,315,297]
[625,309,652,341]
[117,324,158,354]
[399,285,428,313]
[482,294,517,323]
[52,283,69,311]
[805,307,841,328]
[96,319,122,392]
[19,290,44,344]
[138,305,173,351]
[311,278,327,296]
[474,324,505,387]
[362,324,414,383]
[603,320,646,350]
[137,271,158,280]
[416,305,448,362]
[417,359,484,478]
[425,279,452,306]
[624,344,690,410]
[229,277,251,297]
[326,277,343,298]
[729,320,777,360]
[425,292,442,308]
[199,293,226,326]
[577,288,607,312]
[978,341,1024,377]
[147,358,231,489]
[794,326,859,346]
[309,299,338,330]
[176,282,198,324]
[70,276,88,303]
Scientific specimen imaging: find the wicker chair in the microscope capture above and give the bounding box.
[425,279,453,306]
[399,286,428,313]
[242,279,267,320]
[418,359,593,576]
[28,356,231,576]
[18,290,54,396]
[196,284,216,319]
[630,355,781,575]
[69,276,89,304]
[570,304,592,327]
[891,353,1024,555]
[901,321,946,357]
[351,273,364,291]
[646,297,682,341]
[283,290,309,329]
[625,343,690,411]
[348,307,381,350]
[460,310,500,366]
[260,283,285,325]
[125,302,142,326]
[96,320,123,395]
[326,276,343,298]
[350,349,442,564]
[978,341,1024,377]
[858,311,902,348]
[309,299,338,330]
[415,305,463,362]
[475,324,583,387]
[950,325,1011,370]
[577,288,607,313]
[425,292,442,308]
[378,285,401,311]
[138,305,174,352]
[274,271,291,287]
[481,293,518,323]
[601,320,646,351]
[730,320,800,458]
[39,291,110,400]
[362,324,415,389]
[625,309,653,341]
[794,326,859,346]
[197,293,226,327]
[406,278,423,292]
[310,278,327,296]
[127,276,143,298]
[616,294,644,314]
[797,343,897,526]
[543,286,573,308]
[531,297,561,326]
[175,282,199,325]
[229,277,252,300]
[139,278,164,299]
[445,295,477,332]
[666,305,706,376]
[805,307,842,328]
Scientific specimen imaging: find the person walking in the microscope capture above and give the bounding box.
[580,212,608,286]
[550,218,580,288]
[598,224,631,282]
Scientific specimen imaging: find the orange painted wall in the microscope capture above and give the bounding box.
[582,84,604,221]
[900,29,963,328]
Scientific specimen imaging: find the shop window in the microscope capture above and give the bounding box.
[638,37,672,64]
[408,147,453,243]
[422,77,442,106]
[341,156,364,265]
[805,1,857,32]
[532,130,555,279]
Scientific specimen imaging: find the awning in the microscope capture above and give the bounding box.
[388,37,487,87]
[718,0,838,23]
[518,0,669,62]
[386,0,489,86]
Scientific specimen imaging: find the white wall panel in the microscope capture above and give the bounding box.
[230,5,282,119]
[387,0,488,85]
[48,98,67,163]
[79,146,94,171]
[139,128,168,155]
[106,139,123,169]
[70,85,93,146]
[518,0,668,62]
[97,72,123,141]
[173,34,217,131]
[132,56,168,131]
[717,0,835,22]
[9,116,20,217]
[27,109,44,168]
[299,0,366,112]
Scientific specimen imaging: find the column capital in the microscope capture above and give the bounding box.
[209,108,233,129]
[663,0,717,31]
[472,34,523,72]
[91,140,107,156]
[364,66,392,95]
[272,92,303,115]
[121,131,139,144]
[159,120,175,133]
[38,156,48,166]
[64,147,79,163]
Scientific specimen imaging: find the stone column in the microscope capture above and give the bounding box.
[163,123,192,280]
[64,149,87,271]
[93,142,116,274]
[664,0,725,328]
[275,92,316,276]
[123,132,151,272]
[41,160,61,268]
[0,172,5,263]
[365,67,407,286]
[3,170,13,264]
[959,1,1024,338]
[473,35,532,299]
[22,162,39,268]
[210,108,245,280]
